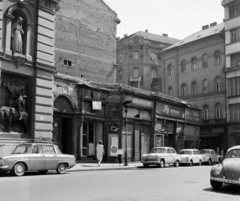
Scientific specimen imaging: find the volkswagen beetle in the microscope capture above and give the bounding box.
[200,149,222,165]
[0,142,75,176]
[210,145,240,190]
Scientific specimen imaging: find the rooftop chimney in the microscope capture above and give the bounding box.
[145,29,148,32]
[210,22,217,27]
[202,25,209,30]
[163,34,168,37]
[124,34,128,38]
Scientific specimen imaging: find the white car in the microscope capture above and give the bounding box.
[179,149,202,166]
[141,147,181,168]
[200,149,222,165]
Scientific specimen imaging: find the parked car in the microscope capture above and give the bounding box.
[0,142,75,176]
[141,147,181,168]
[210,145,240,190]
[200,149,222,165]
[179,149,202,166]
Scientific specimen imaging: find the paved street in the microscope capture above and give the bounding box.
[0,165,240,201]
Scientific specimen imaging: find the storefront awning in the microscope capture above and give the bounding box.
[200,134,220,138]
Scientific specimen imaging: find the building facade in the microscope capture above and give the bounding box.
[222,0,240,148]
[0,0,61,156]
[158,23,227,154]
[116,31,179,92]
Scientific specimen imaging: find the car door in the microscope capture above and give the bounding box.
[29,145,45,170]
[43,145,58,170]
[164,148,171,164]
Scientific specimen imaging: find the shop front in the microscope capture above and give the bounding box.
[228,124,240,148]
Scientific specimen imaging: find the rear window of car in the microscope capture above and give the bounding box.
[180,150,192,155]
[171,149,176,153]
[200,150,210,154]
[43,145,55,154]
[226,149,240,158]
[151,148,166,153]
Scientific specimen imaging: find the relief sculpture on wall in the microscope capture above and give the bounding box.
[0,73,29,134]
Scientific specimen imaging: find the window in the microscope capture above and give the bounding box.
[229,103,240,121]
[118,54,123,62]
[133,67,139,76]
[215,103,222,119]
[181,60,186,73]
[133,51,139,59]
[43,145,55,154]
[214,51,221,65]
[151,68,158,78]
[118,70,123,80]
[168,86,173,96]
[181,84,187,97]
[203,79,209,93]
[150,52,158,61]
[228,76,240,96]
[231,53,240,67]
[191,58,197,71]
[202,54,208,68]
[167,64,172,76]
[63,59,74,67]
[203,105,209,120]
[32,145,43,154]
[191,82,197,95]
[229,2,240,19]
[230,28,240,43]
[215,77,221,92]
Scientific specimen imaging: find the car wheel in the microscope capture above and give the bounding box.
[160,160,165,168]
[210,180,223,190]
[174,160,179,167]
[143,164,149,168]
[56,163,67,174]
[12,162,26,176]
[189,160,193,166]
[208,159,212,165]
[199,160,202,166]
[39,170,48,174]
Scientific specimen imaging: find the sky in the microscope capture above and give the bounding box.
[103,0,224,40]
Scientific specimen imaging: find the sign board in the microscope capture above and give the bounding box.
[92,101,102,110]
[117,149,123,155]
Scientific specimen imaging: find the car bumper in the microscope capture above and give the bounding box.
[142,161,159,165]
[0,165,10,170]
[210,176,240,185]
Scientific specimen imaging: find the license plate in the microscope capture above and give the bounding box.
[226,179,238,184]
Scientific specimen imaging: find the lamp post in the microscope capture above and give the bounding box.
[122,99,132,166]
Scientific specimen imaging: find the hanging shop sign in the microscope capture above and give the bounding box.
[185,108,201,123]
[124,96,153,108]
[156,102,185,118]
[92,101,102,110]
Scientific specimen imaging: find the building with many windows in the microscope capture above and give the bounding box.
[116,31,179,92]
[158,22,227,154]
[222,0,240,148]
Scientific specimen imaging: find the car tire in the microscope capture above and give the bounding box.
[174,160,179,167]
[56,163,67,174]
[199,160,202,166]
[39,170,48,174]
[208,159,212,165]
[12,162,26,176]
[210,180,223,190]
[143,164,149,168]
[160,160,165,168]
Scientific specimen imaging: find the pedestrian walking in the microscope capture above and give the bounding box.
[96,140,104,166]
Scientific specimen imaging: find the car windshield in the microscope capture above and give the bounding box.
[225,149,240,158]
[151,148,166,153]
[200,150,211,154]
[12,144,32,154]
[180,150,192,155]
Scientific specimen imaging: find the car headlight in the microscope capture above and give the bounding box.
[0,159,4,166]
[212,164,222,176]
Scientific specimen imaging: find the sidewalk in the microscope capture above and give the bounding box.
[67,161,143,172]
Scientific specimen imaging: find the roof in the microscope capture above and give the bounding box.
[126,31,180,45]
[161,23,224,52]
[55,73,195,107]
[228,145,240,151]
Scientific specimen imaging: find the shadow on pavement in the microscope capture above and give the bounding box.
[203,185,240,195]
[0,171,70,177]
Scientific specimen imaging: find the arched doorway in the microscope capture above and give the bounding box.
[53,96,74,154]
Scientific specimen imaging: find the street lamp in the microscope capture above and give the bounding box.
[122,99,132,166]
